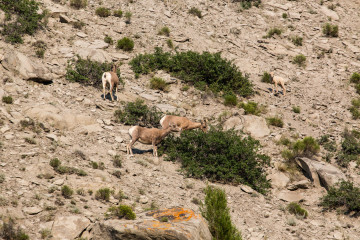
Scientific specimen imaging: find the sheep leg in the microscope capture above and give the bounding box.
[102,82,106,100]
[127,139,137,157]
[110,83,114,101]
[274,82,278,94]
[281,82,286,96]
[115,85,118,102]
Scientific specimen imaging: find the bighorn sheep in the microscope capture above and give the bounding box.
[160,115,208,133]
[126,123,179,157]
[102,64,119,101]
[270,72,286,96]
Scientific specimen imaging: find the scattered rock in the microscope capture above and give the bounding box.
[46,133,58,141]
[76,48,111,63]
[52,215,91,240]
[59,14,71,23]
[240,185,254,194]
[267,172,290,189]
[223,116,243,131]
[139,195,149,204]
[23,206,42,215]
[287,180,311,191]
[242,115,270,138]
[277,190,304,202]
[320,6,339,21]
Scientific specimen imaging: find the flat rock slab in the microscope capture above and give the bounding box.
[267,172,290,189]
[52,215,90,240]
[242,115,270,138]
[91,207,211,240]
[278,190,304,202]
[23,206,43,215]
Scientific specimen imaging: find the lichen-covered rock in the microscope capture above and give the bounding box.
[52,215,91,240]
[90,207,211,240]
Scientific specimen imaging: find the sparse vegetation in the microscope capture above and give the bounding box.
[61,185,73,198]
[50,158,61,168]
[291,36,303,46]
[261,71,272,83]
[336,129,360,167]
[150,77,168,91]
[282,136,320,162]
[293,54,306,67]
[282,13,288,18]
[72,21,85,29]
[350,72,360,84]
[24,137,36,145]
[104,35,114,45]
[267,116,284,128]
[49,158,87,176]
[40,228,51,239]
[320,180,360,215]
[107,205,136,220]
[160,127,271,194]
[125,11,132,23]
[0,218,29,240]
[166,39,174,49]
[95,188,112,201]
[114,99,163,127]
[200,186,242,240]
[2,96,13,104]
[116,37,134,51]
[66,56,123,88]
[130,47,253,97]
[70,0,87,9]
[322,23,339,37]
[113,155,122,168]
[0,174,5,183]
[158,26,170,37]
[349,98,360,119]
[113,9,123,17]
[292,106,300,113]
[188,7,202,18]
[33,40,47,58]
[224,94,237,107]
[239,101,264,115]
[263,27,282,39]
[95,7,111,17]
[287,202,308,218]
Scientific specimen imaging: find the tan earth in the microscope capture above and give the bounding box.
[1,0,360,239]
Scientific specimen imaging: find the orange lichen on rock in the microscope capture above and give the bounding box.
[147,207,199,223]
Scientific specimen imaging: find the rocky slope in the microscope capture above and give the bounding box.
[1,0,360,239]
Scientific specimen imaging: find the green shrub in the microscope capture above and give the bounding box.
[166,39,174,49]
[150,77,168,91]
[125,11,132,23]
[33,40,47,58]
[0,174,4,183]
[200,186,242,240]
[266,116,284,128]
[72,21,85,29]
[24,137,36,145]
[349,99,360,119]
[188,7,202,18]
[337,129,360,167]
[224,94,237,107]
[70,0,87,9]
[293,54,306,67]
[158,26,170,37]
[95,188,112,201]
[291,36,303,46]
[113,9,123,17]
[108,205,136,220]
[0,0,45,44]
[113,155,122,168]
[282,13,288,18]
[239,101,262,115]
[292,106,300,113]
[287,202,308,218]
[318,135,337,153]
[116,37,134,51]
[104,35,113,45]
[160,128,271,194]
[129,47,253,97]
[95,7,111,17]
[91,161,99,169]
[355,84,360,95]
[2,96,13,104]
[350,72,360,84]
[320,180,360,214]
[261,71,272,83]
[322,23,338,37]
[66,56,123,88]
[0,218,29,240]
[61,185,73,198]
[264,27,282,38]
[50,159,87,176]
[114,99,162,127]
[293,136,320,157]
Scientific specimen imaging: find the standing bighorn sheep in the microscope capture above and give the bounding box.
[270,72,286,96]
[126,123,179,157]
[102,64,119,101]
[160,115,208,133]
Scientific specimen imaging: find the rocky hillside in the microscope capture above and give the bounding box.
[1,0,360,239]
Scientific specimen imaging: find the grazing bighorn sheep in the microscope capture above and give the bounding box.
[270,72,286,96]
[102,64,119,101]
[126,123,179,157]
[160,115,208,133]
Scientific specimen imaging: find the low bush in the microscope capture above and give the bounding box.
[116,37,134,51]
[224,94,237,107]
[2,96,13,104]
[188,7,202,18]
[70,0,87,9]
[0,218,29,240]
[166,39,174,49]
[114,99,162,127]
[292,106,300,113]
[293,136,320,157]
[107,205,136,220]
[49,158,87,176]
[266,116,284,128]
[61,185,73,198]
[104,35,113,45]
[355,84,360,95]
[291,36,303,46]
[19,119,44,133]
[336,129,360,167]
[287,202,308,218]
[150,77,168,91]
[320,180,360,214]
[95,188,112,201]
[66,56,123,88]
[293,54,306,67]
[261,71,272,83]
[130,47,253,97]
[322,23,338,37]
[113,9,123,17]
[113,155,122,168]
[158,26,170,37]
[72,21,85,29]
[200,186,242,240]
[0,0,45,44]
[239,101,263,115]
[264,27,282,38]
[33,40,47,58]
[282,13,288,19]
[349,99,360,119]
[159,127,271,194]
[350,72,360,84]
[318,135,337,153]
[125,11,132,23]
[95,7,111,17]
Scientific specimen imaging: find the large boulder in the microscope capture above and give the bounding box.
[242,115,270,138]
[76,48,112,63]
[91,207,212,240]
[296,157,346,190]
[320,6,339,21]
[1,50,53,83]
[52,215,91,240]
[223,116,243,131]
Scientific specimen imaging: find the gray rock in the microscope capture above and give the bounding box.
[76,32,88,38]
[296,157,346,190]
[46,133,58,141]
[52,215,91,240]
[23,206,42,215]
[287,180,311,191]
[240,185,254,194]
[155,70,176,84]
[267,172,290,189]
[89,40,109,49]
[139,93,159,102]
[278,190,304,202]
[111,52,130,60]
[59,14,71,23]
[47,5,68,18]
[242,115,270,138]
[1,50,53,83]
[91,208,211,240]
[320,6,339,21]
[139,195,149,204]
[76,48,111,63]
[223,116,243,131]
